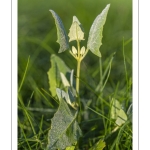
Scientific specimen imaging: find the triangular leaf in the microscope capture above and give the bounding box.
[115,109,127,126]
[87,4,110,57]
[47,54,70,96]
[68,21,84,42]
[73,16,81,25]
[47,97,82,149]
[50,10,69,53]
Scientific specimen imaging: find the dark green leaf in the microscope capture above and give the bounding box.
[46,97,82,149]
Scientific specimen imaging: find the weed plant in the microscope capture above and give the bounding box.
[18,1,132,149]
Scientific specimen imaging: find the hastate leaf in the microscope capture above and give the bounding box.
[73,16,84,32]
[68,21,84,42]
[50,10,69,53]
[87,4,110,57]
[46,98,82,150]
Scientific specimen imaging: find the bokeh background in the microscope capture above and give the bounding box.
[18,0,132,100]
[18,0,132,149]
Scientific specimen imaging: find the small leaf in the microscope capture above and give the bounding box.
[111,98,121,120]
[68,21,84,42]
[87,4,110,57]
[89,140,106,150]
[47,54,70,96]
[50,10,69,53]
[66,146,75,150]
[46,97,82,149]
[60,72,70,87]
[115,109,127,126]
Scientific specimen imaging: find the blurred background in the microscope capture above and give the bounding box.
[18,0,132,148]
[18,0,132,100]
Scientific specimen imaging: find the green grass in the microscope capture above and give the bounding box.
[18,0,132,149]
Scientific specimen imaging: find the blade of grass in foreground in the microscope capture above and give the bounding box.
[18,118,32,150]
[18,56,30,92]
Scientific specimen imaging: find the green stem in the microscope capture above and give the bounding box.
[76,59,81,123]
[76,59,81,95]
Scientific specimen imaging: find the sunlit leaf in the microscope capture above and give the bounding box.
[87,4,110,57]
[46,94,82,149]
[68,21,84,42]
[50,10,69,53]
[73,16,84,32]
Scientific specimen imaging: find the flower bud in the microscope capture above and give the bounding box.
[80,46,85,55]
[72,46,77,55]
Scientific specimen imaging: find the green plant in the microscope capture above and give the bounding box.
[47,4,111,150]
[18,1,132,149]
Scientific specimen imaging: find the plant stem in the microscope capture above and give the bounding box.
[76,59,81,95]
[76,38,81,95]
[76,59,81,123]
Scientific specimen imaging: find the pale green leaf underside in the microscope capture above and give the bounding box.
[47,98,82,150]
[87,4,110,57]
[50,10,69,53]
[68,21,84,42]
[47,54,70,96]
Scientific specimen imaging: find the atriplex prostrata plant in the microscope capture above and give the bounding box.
[47,4,112,150]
